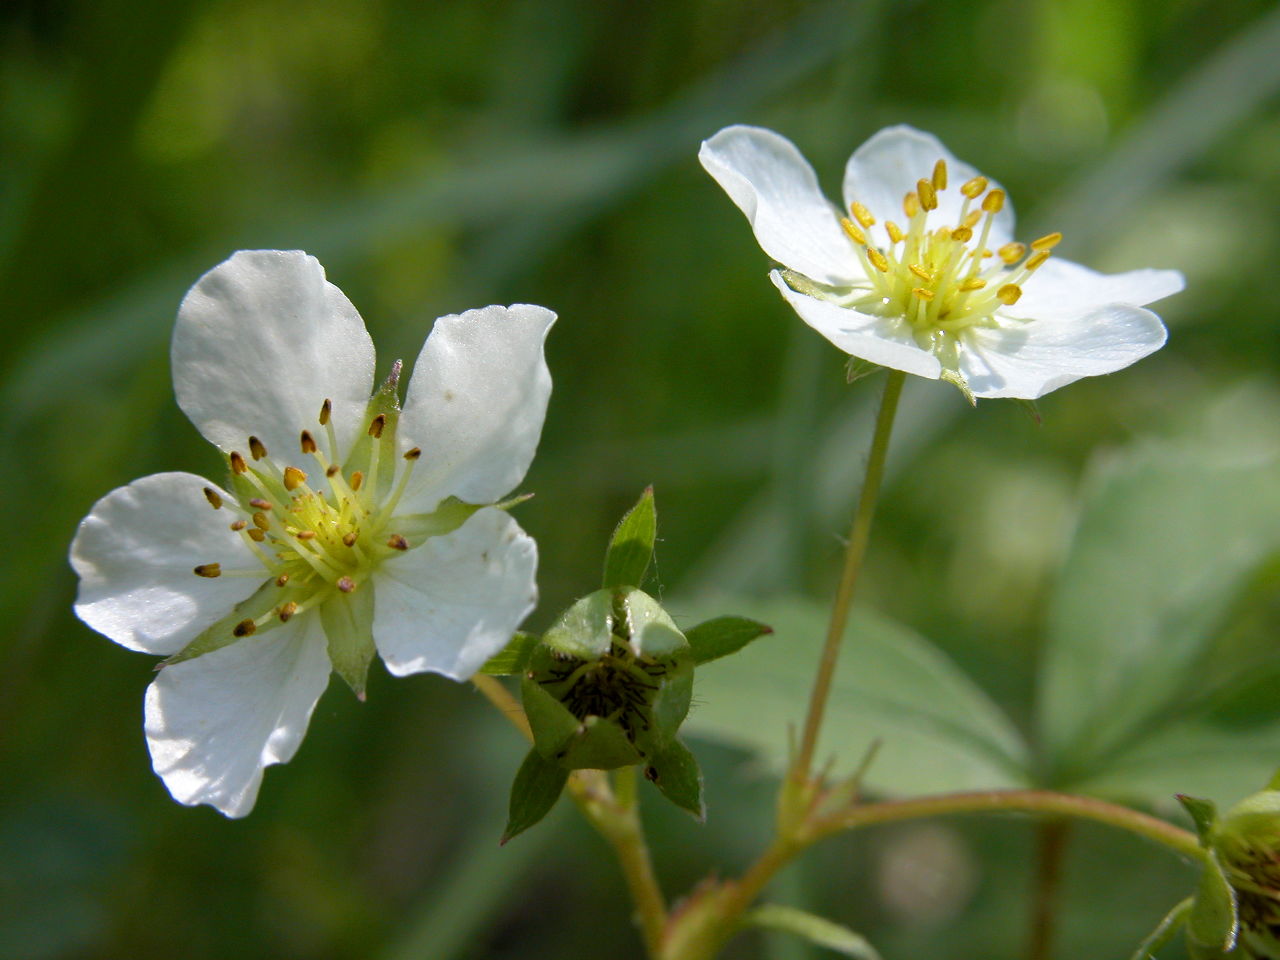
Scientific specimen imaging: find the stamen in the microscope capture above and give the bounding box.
[350,471,364,491]
[960,176,987,199]
[368,414,386,439]
[276,573,290,587]
[909,264,933,282]
[917,179,938,211]
[850,201,876,227]
[300,430,317,454]
[283,466,307,491]
[193,563,222,578]
[963,210,982,228]
[913,287,935,301]
[230,452,247,474]
[326,465,340,478]
[886,221,905,244]
[903,192,920,218]
[387,534,409,551]
[997,283,1023,305]
[249,497,271,510]
[342,532,358,547]
[233,619,257,637]
[840,218,867,245]
[248,436,268,460]
[960,278,986,291]
[337,576,356,593]
[932,159,948,191]
[296,530,317,541]
[247,528,266,542]
[951,226,973,243]
[867,249,889,272]
[1025,250,1051,271]
[229,520,248,531]
[404,447,422,461]
[1031,232,1062,251]
[318,399,332,426]
[252,512,270,531]
[998,242,1026,265]
[203,487,223,510]
[982,190,1005,213]
[278,601,299,623]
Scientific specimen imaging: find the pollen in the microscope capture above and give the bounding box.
[300,430,317,454]
[318,399,332,425]
[233,619,256,637]
[350,471,364,491]
[867,249,889,272]
[278,601,298,622]
[840,218,867,245]
[248,436,268,460]
[283,466,306,491]
[368,414,386,438]
[960,176,987,199]
[932,159,947,191]
[886,221,905,244]
[1025,250,1052,271]
[1031,232,1062,250]
[850,201,875,227]
[193,563,221,578]
[917,179,937,211]
[982,190,1005,213]
[248,498,271,510]
[903,192,921,218]
[999,242,1026,265]
[203,487,223,510]
[387,534,409,551]
[230,452,247,474]
[997,283,1023,305]
[404,447,422,461]
[337,576,356,593]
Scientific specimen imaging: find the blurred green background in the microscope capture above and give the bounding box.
[4,0,1280,957]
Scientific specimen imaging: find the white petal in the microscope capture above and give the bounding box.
[71,472,261,655]
[145,612,331,818]
[770,271,942,380]
[699,125,856,285]
[373,508,537,681]
[958,304,1168,400]
[842,126,1014,248]
[1005,257,1185,322]
[172,250,376,465]
[396,304,554,513]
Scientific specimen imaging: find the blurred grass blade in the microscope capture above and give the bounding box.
[745,904,883,959]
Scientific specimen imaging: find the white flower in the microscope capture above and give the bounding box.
[70,250,555,817]
[699,124,1184,400]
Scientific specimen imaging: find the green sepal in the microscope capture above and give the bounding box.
[542,590,614,660]
[742,904,883,959]
[521,670,643,770]
[1187,852,1239,954]
[603,486,656,590]
[845,356,881,385]
[685,616,773,666]
[1017,398,1043,425]
[636,651,693,751]
[343,361,403,504]
[1128,897,1192,960]
[162,578,291,666]
[319,585,376,698]
[501,748,569,844]
[645,737,704,821]
[616,588,686,658]
[939,368,976,406]
[1266,767,1280,791]
[1177,794,1219,847]
[480,632,541,676]
[397,497,485,544]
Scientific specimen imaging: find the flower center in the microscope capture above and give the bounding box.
[837,158,1062,348]
[193,398,419,637]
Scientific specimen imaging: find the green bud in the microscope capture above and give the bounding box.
[1213,790,1280,946]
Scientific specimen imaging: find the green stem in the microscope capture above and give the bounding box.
[1027,819,1071,960]
[793,369,906,779]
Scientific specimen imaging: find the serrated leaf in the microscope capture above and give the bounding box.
[1128,897,1192,960]
[1177,795,1218,847]
[603,487,656,589]
[501,748,569,845]
[645,738,704,820]
[1187,853,1238,953]
[685,616,773,665]
[480,632,541,675]
[744,904,882,959]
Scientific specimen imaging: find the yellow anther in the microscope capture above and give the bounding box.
[342,532,358,547]
[247,528,266,542]
[935,226,952,241]
[913,287,935,301]
[230,451,247,474]
[296,530,317,541]
[252,512,270,531]
[960,278,986,291]
[932,158,948,191]
[193,563,222,578]
[350,471,364,491]
[886,221,905,244]
[998,242,1026,265]
[325,464,340,478]
[982,189,1005,213]
[404,447,422,461]
[963,210,982,228]
[300,430,317,454]
[318,399,332,426]
[283,466,307,491]
[275,573,290,587]
[960,176,988,199]
[917,178,938,211]
[248,497,271,510]
[229,519,248,532]
[1031,232,1062,251]
[202,487,223,510]
[1025,250,1051,271]
[903,192,921,218]
[867,249,889,272]
[387,534,409,551]
[278,601,298,622]
[840,217,867,245]
[233,619,256,637]
[248,436,268,460]
[909,264,933,282]
[368,414,386,439]
[951,226,973,242]
[850,201,876,227]
[337,577,357,593]
[997,283,1023,305]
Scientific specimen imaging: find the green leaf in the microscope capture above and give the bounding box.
[1128,897,1192,960]
[685,616,773,666]
[501,749,569,845]
[1187,853,1238,953]
[681,596,1030,794]
[603,486,657,589]
[480,632,541,676]
[645,738,704,821]
[743,904,882,959]
[1038,442,1280,793]
[1177,795,1219,847]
